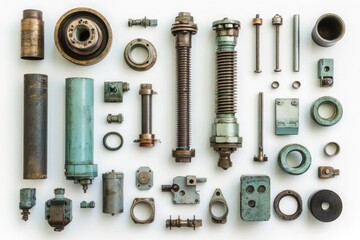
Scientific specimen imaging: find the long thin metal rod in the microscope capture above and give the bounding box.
[254,92,267,162]
[293,14,300,72]
[275,26,280,72]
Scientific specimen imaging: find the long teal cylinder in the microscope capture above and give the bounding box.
[65,77,97,192]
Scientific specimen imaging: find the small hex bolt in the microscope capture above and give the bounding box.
[107,114,124,123]
[272,14,283,72]
[253,14,262,73]
[128,17,157,27]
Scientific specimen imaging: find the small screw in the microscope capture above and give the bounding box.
[272,14,283,72]
[128,17,157,27]
[253,14,262,73]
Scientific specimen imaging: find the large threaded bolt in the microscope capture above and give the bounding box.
[210,18,242,170]
[171,12,197,163]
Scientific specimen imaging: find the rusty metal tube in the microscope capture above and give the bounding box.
[23,74,47,179]
[21,9,44,60]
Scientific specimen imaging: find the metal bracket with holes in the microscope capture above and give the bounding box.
[209,188,228,224]
[161,176,207,204]
[136,167,153,190]
[240,175,270,221]
[318,59,334,87]
[275,98,299,135]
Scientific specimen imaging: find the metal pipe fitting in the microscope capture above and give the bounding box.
[171,12,197,163]
[210,18,242,170]
[103,170,124,215]
[45,188,72,232]
[19,188,36,221]
[24,74,47,179]
[128,17,157,27]
[312,13,345,47]
[21,9,44,60]
[65,78,97,193]
[134,84,159,147]
[166,215,202,230]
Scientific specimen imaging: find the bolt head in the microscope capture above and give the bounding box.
[175,12,193,24]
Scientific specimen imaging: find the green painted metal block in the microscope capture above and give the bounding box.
[275,98,299,135]
[104,82,129,102]
[318,58,334,87]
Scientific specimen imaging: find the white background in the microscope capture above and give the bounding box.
[2,0,358,239]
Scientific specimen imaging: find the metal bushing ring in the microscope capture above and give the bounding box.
[274,190,302,221]
[311,96,343,126]
[103,132,123,151]
[271,81,279,89]
[309,189,342,222]
[54,8,112,65]
[124,38,157,71]
[209,200,228,224]
[292,81,301,89]
[324,142,340,157]
[130,198,155,224]
[278,144,312,175]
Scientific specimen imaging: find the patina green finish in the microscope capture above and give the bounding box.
[19,188,36,221]
[45,188,72,232]
[318,58,334,87]
[104,81,129,102]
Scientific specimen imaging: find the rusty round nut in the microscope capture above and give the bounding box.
[124,38,157,71]
[274,190,302,221]
[54,7,112,65]
[130,198,155,224]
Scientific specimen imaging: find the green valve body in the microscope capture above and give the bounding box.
[19,188,36,221]
[45,188,72,232]
[65,78,97,193]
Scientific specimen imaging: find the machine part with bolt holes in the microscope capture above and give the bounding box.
[240,175,270,221]
[65,78,97,193]
[253,14,262,73]
[278,144,312,175]
[103,170,124,215]
[107,114,123,123]
[318,166,340,179]
[272,14,283,72]
[293,14,300,72]
[124,38,157,71]
[271,81,279,89]
[275,98,299,135]
[134,84,159,147]
[161,176,206,204]
[209,188,228,224]
[24,74,48,179]
[130,198,155,224]
[128,17,157,27]
[171,12,197,163]
[309,189,342,222]
[324,142,340,157]
[19,188,36,221]
[136,167,153,190]
[311,96,343,126]
[104,82,130,102]
[54,7,112,65]
[166,216,202,230]
[318,59,334,87]
[103,132,123,151]
[312,13,345,47]
[21,9,44,60]
[80,201,95,208]
[45,188,72,232]
[254,92,267,162]
[273,190,302,221]
[210,18,242,170]
[292,81,301,89]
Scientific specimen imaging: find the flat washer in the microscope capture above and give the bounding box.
[310,96,343,126]
[103,132,123,151]
[309,189,342,222]
[124,38,157,71]
[278,144,311,175]
[292,81,301,89]
[273,190,302,221]
[271,81,279,89]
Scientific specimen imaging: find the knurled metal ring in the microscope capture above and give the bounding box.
[271,81,279,89]
[310,96,343,126]
[103,132,123,151]
[124,38,157,71]
[324,142,340,157]
[278,144,312,175]
[274,190,302,221]
[130,198,155,224]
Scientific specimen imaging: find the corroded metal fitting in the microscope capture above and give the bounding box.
[272,14,283,25]
[128,17,157,27]
[130,198,155,224]
[107,114,123,123]
[171,12,198,37]
[45,188,72,232]
[19,188,36,221]
[21,9,44,60]
[54,8,112,65]
[252,15,263,25]
[166,215,202,230]
[312,13,345,47]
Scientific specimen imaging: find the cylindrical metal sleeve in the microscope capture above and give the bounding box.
[311,13,345,47]
[103,171,124,215]
[21,9,44,60]
[141,94,151,134]
[65,78,94,165]
[24,74,47,179]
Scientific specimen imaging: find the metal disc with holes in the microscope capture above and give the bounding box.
[124,38,157,71]
[273,190,302,221]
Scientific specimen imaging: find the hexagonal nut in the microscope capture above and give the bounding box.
[175,12,193,24]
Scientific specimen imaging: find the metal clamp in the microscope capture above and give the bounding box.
[124,38,157,71]
[103,132,123,151]
[130,198,155,224]
[209,188,228,224]
[278,144,311,175]
[273,190,302,221]
[311,96,343,126]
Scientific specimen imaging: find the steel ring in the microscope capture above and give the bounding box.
[292,81,301,89]
[209,200,228,224]
[130,198,155,224]
[310,96,343,126]
[103,132,123,151]
[324,142,340,157]
[124,38,157,71]
[278,144,312,175]
[271,81,279,89]
[274,190,302,221]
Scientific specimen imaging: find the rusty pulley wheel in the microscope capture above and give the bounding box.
[54,7,112,65]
